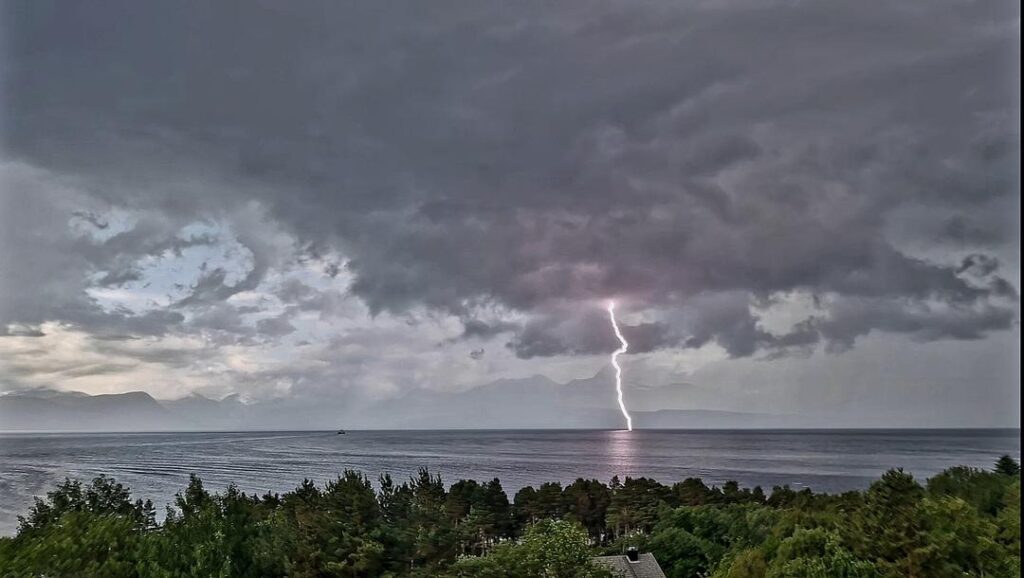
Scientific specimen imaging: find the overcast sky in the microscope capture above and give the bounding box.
[0,0,1019,426]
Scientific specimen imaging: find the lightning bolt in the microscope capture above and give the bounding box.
[607,301,633,431]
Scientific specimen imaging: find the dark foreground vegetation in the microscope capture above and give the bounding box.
[1,456,1019,578]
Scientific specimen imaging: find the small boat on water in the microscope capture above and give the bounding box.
[336,430,347,435]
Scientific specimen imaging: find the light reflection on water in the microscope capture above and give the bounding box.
[605,429,638,477]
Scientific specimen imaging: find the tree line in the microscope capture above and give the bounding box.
[0,455,1019,577]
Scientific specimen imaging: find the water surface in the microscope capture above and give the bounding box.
[1,428,1018,535]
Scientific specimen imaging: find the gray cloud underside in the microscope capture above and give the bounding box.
[1,0,1019,361]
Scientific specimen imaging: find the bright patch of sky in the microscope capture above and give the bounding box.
[86,221,253,313]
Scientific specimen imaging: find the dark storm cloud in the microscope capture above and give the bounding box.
[185,303,256,338]
[507,307,674,358]
[814,298,1017,353]
[256,315,297,338]
[0,325,46,338]
[65,308,187,340]
[460,318,519,340]
[957,254,1002,278]
[940,216,1007,246]
[2,0,1019,358]
[70,211,109,230]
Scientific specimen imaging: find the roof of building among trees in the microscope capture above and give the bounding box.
[592,552,667,578]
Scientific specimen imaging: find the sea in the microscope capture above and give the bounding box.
[0,428,1019,535]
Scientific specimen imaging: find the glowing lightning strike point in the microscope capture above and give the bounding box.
[607,301,633,431]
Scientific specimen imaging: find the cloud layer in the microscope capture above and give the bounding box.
[0,0,1018,415]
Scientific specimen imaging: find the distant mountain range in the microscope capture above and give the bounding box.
[1,390,184,431]
[361,369,800,429]
[0,371,810,432]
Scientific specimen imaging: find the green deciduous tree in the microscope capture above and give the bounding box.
[765,528,878,578]
[449,520,610,578]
